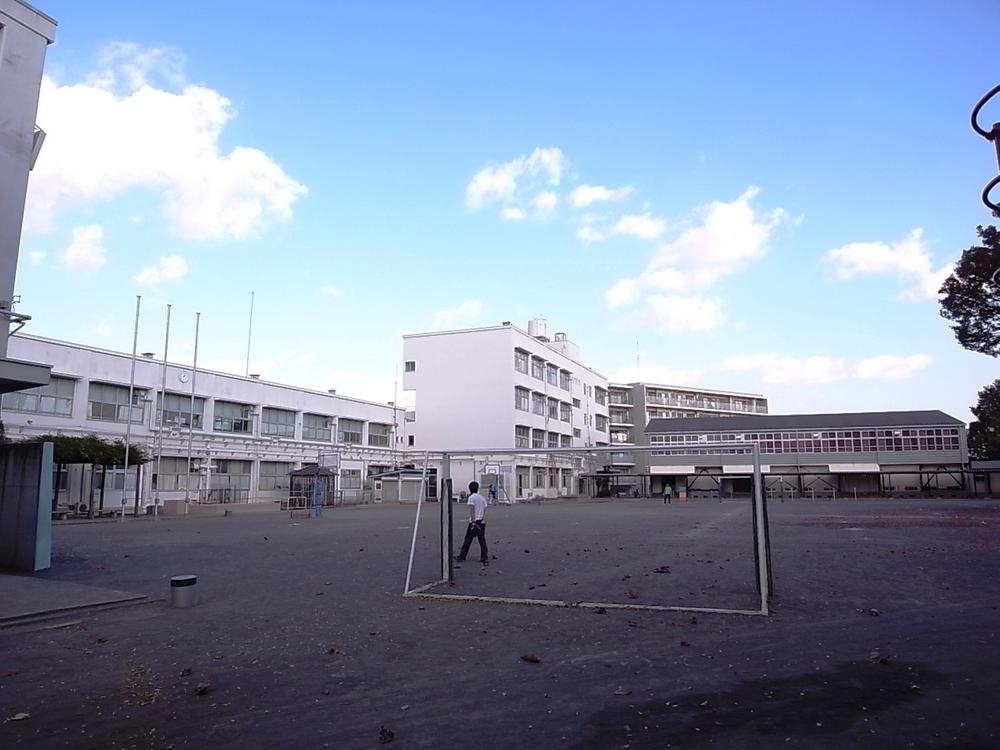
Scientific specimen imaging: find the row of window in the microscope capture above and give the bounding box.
[515,466,573,490]
[650,427,962,454]
[1,377,392,446]
[514,425,575,449]
[645,390,766,413]
[514,387,575,422]
[514,348,574,390]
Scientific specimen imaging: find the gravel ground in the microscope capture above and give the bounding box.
[0,497,998,750]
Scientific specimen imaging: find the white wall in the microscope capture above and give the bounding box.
[0,1,55,360]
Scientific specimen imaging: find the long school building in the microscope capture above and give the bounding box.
[3,334,405,512]
[645,411,969,499]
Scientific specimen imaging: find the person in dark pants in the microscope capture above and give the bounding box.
[455,481,489,564]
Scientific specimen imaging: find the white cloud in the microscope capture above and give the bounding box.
[605,187,788,322]
[465,147,567,211]
[611,213,667,240]
[501,207,527,222]
[823,229,952,301]
[568,184,634,208]
[577,226,605,244]
[851,354,932,380]
[61,225,107,272]
[26,44,307,240]
[133,255,188,285]
[644,294,725,332]
[532,191,559,214]
[716,352,932,385]
[320,284,340,297]
[431,299,484,329]
[27,251,47,265]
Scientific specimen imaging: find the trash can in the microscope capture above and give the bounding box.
[170,575,198,608]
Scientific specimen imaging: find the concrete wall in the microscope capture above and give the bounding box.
[0,439,52,571]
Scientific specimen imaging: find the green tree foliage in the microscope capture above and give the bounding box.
[968,379,1000,460]
[939,225,1000,356]
[23,434,148,466]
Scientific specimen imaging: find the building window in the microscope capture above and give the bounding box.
[303,413,333,442]
[546,364,559,385]
[338,418,363,444]
[560,434,571,448]
[531,429,545,449]
[595,414,608,432]
[87,382,145,424]
[408,435,415,446]
[515,387,530,411]
[214,401,253,433]
[3,375,75,417]
[151,457,193,491]
[548,398,559,420]
[368,422,391,447]
[560,402,572,422]
[572,398,581,408]
[156,392,205,429]
[514,349,529,374]
[261,407,296,438]
[341,468,362,490]
[595,387,608,406]
[573,428,581,438]
[533,468,545,488]
[515,425,530,448]
[531,392,546,416]
[404,360,416,372]
[547,431,559,448]
[259,461,291,491]
[559,370,571,391]
[214,459,252,490]
[531,357,545,380]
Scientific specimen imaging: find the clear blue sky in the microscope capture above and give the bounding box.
[15,0,1000,419]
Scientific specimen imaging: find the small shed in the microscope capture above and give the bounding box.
[369,468,432,503]
[288,464,337,508]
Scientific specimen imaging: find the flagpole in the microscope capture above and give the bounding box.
[184,312,200,514]
[153,304,171,519]
[245,291,254,377]
[121,295,141,523]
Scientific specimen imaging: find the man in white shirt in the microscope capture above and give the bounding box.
[454,481,489,564]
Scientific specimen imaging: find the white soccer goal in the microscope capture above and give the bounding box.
[402,442,773,617]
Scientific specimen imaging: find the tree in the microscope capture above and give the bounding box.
[23,434,148,466]
[939,225,1000,356]
[968,380,1000,460]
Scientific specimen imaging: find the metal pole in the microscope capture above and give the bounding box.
[441,452,451,582]
[153,304,171,519]
[752,443,771,612]
[403,451,430,595]
[245,291,254,377]
[121,295,141,523]
[184,312,200,513]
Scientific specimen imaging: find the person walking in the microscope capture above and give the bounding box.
[488,482,498,506]
[455,481,489,564]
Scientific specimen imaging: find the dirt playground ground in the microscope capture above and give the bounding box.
[1,497,998,749]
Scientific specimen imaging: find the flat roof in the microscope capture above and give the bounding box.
[12,334,400,412]
[403,323,607,379]
[609,381,766,400]
[646,410,964,433]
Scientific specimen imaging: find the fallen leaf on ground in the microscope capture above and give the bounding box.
[378,725,395,744]
[613,687,632,696]
[194,682,212,696]
[5,712,30,722]
[327,647,346,656]
[520,655,542,664]
[180,668,192,677]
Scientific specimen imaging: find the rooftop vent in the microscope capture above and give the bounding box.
[141,352,155,359]
[249,373,260,380]
[328,389,337,395]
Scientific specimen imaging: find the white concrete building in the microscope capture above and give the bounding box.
[2,335,405,513]
[402,319,611,498]
[0,1,56,394]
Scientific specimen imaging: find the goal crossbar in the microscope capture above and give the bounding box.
[402,442,772,616]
